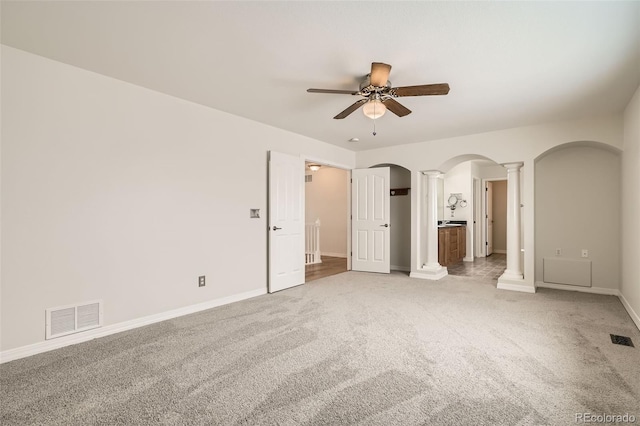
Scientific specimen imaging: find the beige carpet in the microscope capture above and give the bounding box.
[1,271,639,425]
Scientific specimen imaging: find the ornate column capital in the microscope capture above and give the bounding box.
[501,162,524,171]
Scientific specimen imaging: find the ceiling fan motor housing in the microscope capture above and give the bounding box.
[359,74,393,98]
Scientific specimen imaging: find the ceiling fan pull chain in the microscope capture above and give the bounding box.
[372,101,377,135]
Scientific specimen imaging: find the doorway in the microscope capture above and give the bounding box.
[304,162,349,281]
[483,179,507,257]
[269,156,411,288]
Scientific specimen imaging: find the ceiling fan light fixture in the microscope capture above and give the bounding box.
[362,99,386,120]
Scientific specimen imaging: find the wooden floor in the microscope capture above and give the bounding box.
[305,256,348,282]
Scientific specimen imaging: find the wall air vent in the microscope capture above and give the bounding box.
[305,175,312,183]
[46,300,103,340]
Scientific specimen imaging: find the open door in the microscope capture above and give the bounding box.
[485,181,494,256]
[268,151,305,293]
[351,167,390,273]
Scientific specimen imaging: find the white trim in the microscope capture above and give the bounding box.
[391,265,411,272]
[535,281,619,296]
[321,252,347,258]
[301,155,352,172]
[493,249,507,254]
[410,266,448,280]
[619,292,640,332]
[497,282,536,293]
[0,288,266,364]
[497,275,535,293]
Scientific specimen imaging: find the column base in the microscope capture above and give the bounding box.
[410,265,448,281]
[497,272,535,293]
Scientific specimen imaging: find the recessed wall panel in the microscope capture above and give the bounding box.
[373,230,385,262]
[357,230,368,260]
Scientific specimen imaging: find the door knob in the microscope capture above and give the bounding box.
[272,226,282,231]
[380,224,389,227]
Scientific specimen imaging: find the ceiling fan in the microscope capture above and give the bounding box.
[307,62,450,120]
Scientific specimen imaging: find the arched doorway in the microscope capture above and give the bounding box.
[414,154,526,289]
[437,157,507,279]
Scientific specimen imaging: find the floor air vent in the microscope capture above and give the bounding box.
[610,334,634,347]
[46,300,103,339]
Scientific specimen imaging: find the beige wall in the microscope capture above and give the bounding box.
[621,85,640,329]
[1,46,355,353]
[534,145,620,290]
[305,166,348,257]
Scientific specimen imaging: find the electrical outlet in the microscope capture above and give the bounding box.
[581,249,589,258]
[198,276,205,287]
[555,248,561,256]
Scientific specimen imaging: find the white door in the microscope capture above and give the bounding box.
[268,151,305,293]
[485,181,494,256]
[351,167,390,273]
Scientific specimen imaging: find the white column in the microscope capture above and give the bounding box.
[425,171,441,268]
[411,171,447,280]
[497,162,533,292]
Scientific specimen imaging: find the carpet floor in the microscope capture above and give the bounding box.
[1,272,639,425]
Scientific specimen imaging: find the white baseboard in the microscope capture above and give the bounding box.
[0,288,266,364]
[618,292,640,332]
[391,265,410,272]
[535,281,619,296]
[321,252,347,258]
[493,249,507,254]
[410,266,448,281]
[497,281,536,293]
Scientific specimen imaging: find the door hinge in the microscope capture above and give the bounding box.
[485,241,488,246]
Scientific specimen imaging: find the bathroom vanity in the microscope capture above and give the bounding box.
[438,224,466,267]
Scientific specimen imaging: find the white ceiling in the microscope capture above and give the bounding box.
[2,1,639,152]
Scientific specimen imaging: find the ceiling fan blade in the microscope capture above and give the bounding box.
[393,83,450,97]
[307,88,359,95]
[334,99,367,119]
[370,62,392,87]
[382,98,412,117]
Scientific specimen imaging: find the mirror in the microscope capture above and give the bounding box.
[447,195,458,207]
